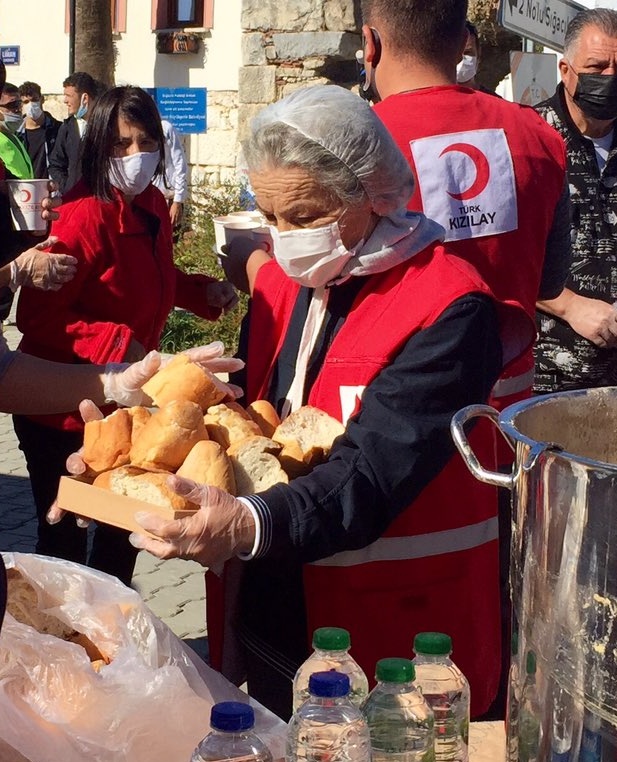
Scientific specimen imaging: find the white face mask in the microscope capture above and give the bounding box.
[24,101,43,120]
[271,221,357,288]
[109,150,160,196]
[456,54,478,84]
[1,112,23,133]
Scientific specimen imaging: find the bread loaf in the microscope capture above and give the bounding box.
[82,408,133,475]
[94,465,197,510]
[227,436,289,495]
[6,569,110,668]
[247,400,281,438]
[129,400,208,471]
[127,405,151,444]
[177,440,237,494]
[204,403,262,449]
[273,406,345,477]
[141,354,227,411]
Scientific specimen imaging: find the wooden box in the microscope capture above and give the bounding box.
[56,476,196,536]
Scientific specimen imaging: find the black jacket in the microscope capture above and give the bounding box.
[535,83,617,392]
[48,117,82,194]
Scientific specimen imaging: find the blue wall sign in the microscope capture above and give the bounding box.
[0,47,20,66]
[146,87,207,134]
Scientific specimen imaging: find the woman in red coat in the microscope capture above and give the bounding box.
[14,86,237,585]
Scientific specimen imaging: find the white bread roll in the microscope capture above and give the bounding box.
[204,403,262,449]
[177,440,237,495]
[227,436,289,495]
[93,465,197,511]
[127,405,151,444]
[141,354,228,411]
[273,405,345,477]
[129,400,208,471]
[82,408,133,475]
[247,400,281,438]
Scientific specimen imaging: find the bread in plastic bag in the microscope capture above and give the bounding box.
[0,552,285,762]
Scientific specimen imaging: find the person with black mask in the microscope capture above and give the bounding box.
[535,8,617,392]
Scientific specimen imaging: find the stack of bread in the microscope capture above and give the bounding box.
[81,354,346,510]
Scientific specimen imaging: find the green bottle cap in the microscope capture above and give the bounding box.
[526,651,536,675]
[413,632,452,656]
[312,627,351,651]
[376,658,415,683]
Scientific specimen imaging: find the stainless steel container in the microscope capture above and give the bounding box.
[451,388,617,762]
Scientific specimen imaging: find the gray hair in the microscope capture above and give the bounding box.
[242,122,368,208]
[564,8,617,58]
[241,85,414,216]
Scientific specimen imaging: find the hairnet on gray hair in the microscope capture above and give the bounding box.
[242,85,415,216]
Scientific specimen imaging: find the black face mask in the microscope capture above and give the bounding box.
[572,70,617,121]
[358,28,382,104]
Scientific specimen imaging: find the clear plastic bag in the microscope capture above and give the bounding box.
[0,552,285,762]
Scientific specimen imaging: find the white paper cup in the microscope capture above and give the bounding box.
[213,215,260,255]
[6,179,49,233]
[228,210,265,224]
[251,226,274,255]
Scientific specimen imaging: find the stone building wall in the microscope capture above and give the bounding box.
[192,0,362,184]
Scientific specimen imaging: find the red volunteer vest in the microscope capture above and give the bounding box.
[374,86,567,420]
[208,246,533,717]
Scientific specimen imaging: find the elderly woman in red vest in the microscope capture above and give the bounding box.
[67,86,533,720]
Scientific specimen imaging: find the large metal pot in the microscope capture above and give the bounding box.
[451,388,617,762]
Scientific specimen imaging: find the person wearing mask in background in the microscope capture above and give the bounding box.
[153,118,188,238]
[18,81,61,180]
[15,85,238,588]
[457,21,499,95]
[48,71,100,194]
[360,0,571,718]
[535,9,617,393]
[0,81,37,322]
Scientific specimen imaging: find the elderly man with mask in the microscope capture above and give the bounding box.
[91,85,536,720]
[535,8,617,393]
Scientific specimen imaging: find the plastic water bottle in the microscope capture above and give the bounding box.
[292,627,369,711]
[518,651,542,762]
[361,657,435,762]
[287,670,371,762]
[191,701,273,762]
[412,633,470,762]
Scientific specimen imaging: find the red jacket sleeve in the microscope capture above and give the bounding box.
[174,269,223,321]
[16,200,133,365]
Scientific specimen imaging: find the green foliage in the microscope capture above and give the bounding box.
[159,177,251,356]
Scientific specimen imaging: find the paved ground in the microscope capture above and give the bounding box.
[0,316,209,663]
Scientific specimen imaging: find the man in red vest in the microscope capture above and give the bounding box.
[360,0,571,716]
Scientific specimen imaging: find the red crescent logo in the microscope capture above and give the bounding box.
[439,142,491,201]
[20,189,32,203]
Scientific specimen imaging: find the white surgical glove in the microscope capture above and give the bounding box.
[103,343,245,408]
[128,476,256,569]
[9,237,78,292]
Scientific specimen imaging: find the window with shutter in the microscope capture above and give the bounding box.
[151,0,214,30]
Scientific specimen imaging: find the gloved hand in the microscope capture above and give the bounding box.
[103,349,163,407]
[47,398,103,528]
[9,237,78,291]
[205,280,239,313]
[128,476,256,569]
[41,182,62,223]
[104,343,245,407]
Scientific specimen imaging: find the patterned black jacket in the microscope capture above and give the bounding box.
[535,83,617,392]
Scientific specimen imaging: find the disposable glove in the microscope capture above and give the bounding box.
[9,237,78,291]
[103,343,245,407]
[128,476,256,569]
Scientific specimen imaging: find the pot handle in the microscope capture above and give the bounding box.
[450,404,515,490]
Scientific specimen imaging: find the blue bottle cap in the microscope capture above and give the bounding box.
[308,671,350,698]
[210,701,255,732]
